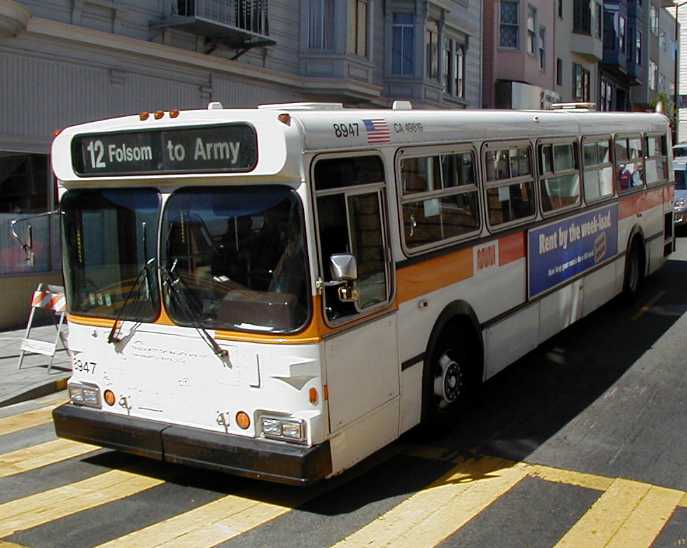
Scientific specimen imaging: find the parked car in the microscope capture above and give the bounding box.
[674,163,687,227]
[673,143,687,161]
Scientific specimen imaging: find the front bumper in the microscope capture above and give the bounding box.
[52,404,332,485]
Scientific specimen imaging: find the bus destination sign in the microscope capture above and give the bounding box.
[72,124,258,176]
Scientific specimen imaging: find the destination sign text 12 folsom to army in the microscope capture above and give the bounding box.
[73,124,258,176]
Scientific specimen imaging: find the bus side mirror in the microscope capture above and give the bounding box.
[328,254,359,303]
[329,254,357,282]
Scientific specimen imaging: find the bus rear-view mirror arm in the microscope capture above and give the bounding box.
[315,254,360,303]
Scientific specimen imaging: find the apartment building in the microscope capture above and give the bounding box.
[0,0,482,328]
[599,0,638,110]
[554,0,604,104]
[656,4,678,121]
[483,0,558,109]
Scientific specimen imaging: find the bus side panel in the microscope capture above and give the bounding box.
[484,304,539,380]
[538,279,584,343]
[582,260,621,317]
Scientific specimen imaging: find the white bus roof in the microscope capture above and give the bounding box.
[52,105,669,185]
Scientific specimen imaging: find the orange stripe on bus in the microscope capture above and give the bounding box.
[397,247,473,304]
[498,232,526,265]
[620,187,666,220]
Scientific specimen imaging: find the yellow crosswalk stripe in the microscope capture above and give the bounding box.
[334,456,528,547]
[0,469,163,538]
[0,406,58,437]
[99,487,311,548]
[606,484,683,547]
[555,478,679,547]
[528,464,614,491]
[0,438,99,479]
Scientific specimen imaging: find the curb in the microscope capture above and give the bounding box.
[0,376,69,408]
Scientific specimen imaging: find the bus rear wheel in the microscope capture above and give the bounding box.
[623,240,644,300]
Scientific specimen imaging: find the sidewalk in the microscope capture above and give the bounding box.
[0,324,71,407]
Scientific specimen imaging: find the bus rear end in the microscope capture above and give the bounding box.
[51,108,332,485]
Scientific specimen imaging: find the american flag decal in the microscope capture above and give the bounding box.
[363,118,391,144]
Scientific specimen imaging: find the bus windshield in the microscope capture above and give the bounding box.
[161,186,309,333]
[675,169,686,190]
[61,188,160,320]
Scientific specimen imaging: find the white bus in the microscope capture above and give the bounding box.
[53,102,675,485]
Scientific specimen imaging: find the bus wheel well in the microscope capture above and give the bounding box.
[421,302,483,425]
[623,231,646,298]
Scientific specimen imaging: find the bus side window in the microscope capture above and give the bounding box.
[644,134,668,185]
[616,135,644,192]
[314,156,390,322]
[483,143,536,228]
[582,138,614,202]
[538,141,581,213]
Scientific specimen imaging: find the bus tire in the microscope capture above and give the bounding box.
[420,318,480,433]
[623,238,644,300]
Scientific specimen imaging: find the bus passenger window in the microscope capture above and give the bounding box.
[583,139,614,202]
[483,144,535,227]
[538,141,581,213]
[400,150,480,251]
[644,135,668,184]
[616,136,644,192]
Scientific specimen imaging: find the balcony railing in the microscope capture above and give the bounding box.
[156,0,275,51]
[175,0,269,36]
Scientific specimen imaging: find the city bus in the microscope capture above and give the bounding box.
[52,102,675,485]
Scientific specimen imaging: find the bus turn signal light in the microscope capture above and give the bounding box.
[170,109,180,118]
[236,411,251,430]
[104,390,116,406]
[154,111,164,120]
[278,113,291,126]
[309,387,318,405]
[139,112,150,121]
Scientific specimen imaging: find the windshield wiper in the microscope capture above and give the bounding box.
[107,257,156,344]
[160,260,229,360]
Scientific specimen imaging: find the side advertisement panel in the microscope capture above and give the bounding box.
[528,204,619,298]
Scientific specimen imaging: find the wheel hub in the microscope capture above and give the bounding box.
[433,352,464,408]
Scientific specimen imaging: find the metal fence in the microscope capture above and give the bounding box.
[174,0,269,35]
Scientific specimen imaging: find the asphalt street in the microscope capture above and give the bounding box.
[2,237,687,547]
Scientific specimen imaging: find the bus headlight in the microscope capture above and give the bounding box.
[69,382,101,409]
[260,417,306,443]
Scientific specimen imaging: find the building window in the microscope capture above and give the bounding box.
[650,5,658,35]
[308,0,334,49]
[500,0,519,48]
[392,14,415,75]
[347,0,368,57]
[0,154,50,213]
[558,0,563,18]
[659,30,666,51]
[443,38,451,93]
[619,16,626,53]
[455,44,465,98]
[426,20,439,80]
[649,60,657,90]
[557,58,563,86]
[600,77,613,111]
[538,27,546,71]
[573,63,590,101]
[527,5,536,54]
[635,30,641,65]
[235,0,269,35]
[574,0,591,35]
[594,2,602,38]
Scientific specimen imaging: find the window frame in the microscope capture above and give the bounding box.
[347,0,369,58]
[307,0,335,50]
[481,139,538,232]
[536,137,583,217]
[643,131,669,186]
[311,152,395,327]
[392,12,416,76]
[581,134,616,205]
[396,143,483,256]
[527,4,537,55]
[499,0,520,50]
[614,133,646,195]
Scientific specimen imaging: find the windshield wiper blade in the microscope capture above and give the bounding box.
[160,262,228,360]
[108,257,156,344]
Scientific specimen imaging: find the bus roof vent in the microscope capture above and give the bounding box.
[550,102,596,112]
[257,102,344,111]
[208,101,224,110]
[392,100,413,110]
